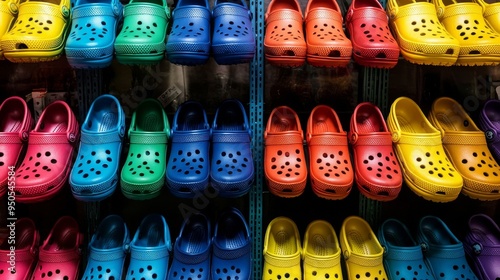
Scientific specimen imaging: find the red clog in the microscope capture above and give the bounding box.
[307,105,353,200]
[0,96,33,198]
[349,102,402,201]
[264,106,307,197]
[345,0,400,68]
[14,101,79,203]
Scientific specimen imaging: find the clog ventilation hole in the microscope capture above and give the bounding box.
[83,265,117,280]
[268,23,304,56]
[215,21,251,37]
[270,149,303,188]
[170,149,205,175]
[170,268,205,280]
[355,23,395,58]
[75,150,113,179]
[69,21,108,43]
[126,151,160,179]
[0,152,4,167]
[213,151,250,175]
[213,266,243,280]
[36,265,70,280]
[265,269,299,280]
[16,152,59,181]
[315,151,350,181]
[127,265,159,280]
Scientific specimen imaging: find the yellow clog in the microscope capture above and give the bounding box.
[433,0,500,66]
[387,97,463,202]
[0,0,19,59]
[386,0,460,66]
[263,217,302,280]
[339,216,387,280]
[302,220,343,280]
[429,97,500,201]
[475,0,500,33]
[0,0,71,62]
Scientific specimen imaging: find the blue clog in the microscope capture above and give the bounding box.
[65,0,123,68]
[167,213,211,280]
[210,99,254,197]
[166,101,210,198]
[212,208,252,280]
[82,215,130,280]
[70,94,125,202]
[166,0,211,65]
[125,214,171,280]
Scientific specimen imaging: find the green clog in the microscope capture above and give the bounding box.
[120,99,170,200]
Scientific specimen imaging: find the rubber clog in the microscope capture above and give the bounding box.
[126,214,171,280]
[71,94,125,202]
[307,105,353,200]
[166,101,210,198]
[416,216,479,280]
[167,213,210,280]
[0,96,33,198]
[387,97,463,202]
[0,218,39,280]
[264,0,306,68]
[31,216,83,280]
[120,99,169,200]
[345,0,399,69]
[478,99,500,164]
[429,97,500,201]
[302,220,343,280]
[82,215,130,280]
[0,0,71,63]
[262,217,301,280]
[14,101,80,204]
[210,99,254,198]
[64,0,123,69]
[377,218,435,280]
[349,102,402,202]
[339,216,388,280]
[475,0,500,34]
[264,106,307,198]
[212,208,252,280]
[0,0,19,59]
[211,0,255,65]
[304,0,352,68]
[114,0,170,66]
[386,0,460,66]
[166,0,211,66]
[433,0,500,66]
[464,214,500,280]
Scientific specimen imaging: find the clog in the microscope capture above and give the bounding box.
[349,102,402,201]
[0,96,33,198]
[264,106,307,198]
[302,220,343,280]
[167,213,210,280]
[166,0,211,65]
[264,0,306,67]
[120,99,170,200]
[70,94,125,202]
[386,0,460,66]
[377,218,435,280]
[262,217,302,280]
[166,101,210,198]
[65,0,123,68]
[304,0,352,67]
[345,0,400,68]
[0,218,39,280]
[475,0,500,34]
[478,99,500,164]
[211,0,255,65]
[307,105,353,200]
[429,97,500,201]
[210,99,254,198]
[339,215,388,280]
[0,0,19,59]
[387,97,463,202]
[416,216,478,280]
[126,214,171,280]
[14,101,79,203]
[212,208,252,280]
[31,216,83,280]
[433,0,500,66]
[82,215,130,280]
[0,0,72,62]
[114,0,170,65]
[464,214,500,280]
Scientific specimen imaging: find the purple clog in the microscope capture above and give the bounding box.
[478,99,500,163]
[464,214,500,280]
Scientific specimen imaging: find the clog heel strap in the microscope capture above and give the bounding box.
[475,0,500,33]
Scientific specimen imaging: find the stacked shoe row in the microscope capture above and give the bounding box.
[0,95,254,203]
[265,97,500,202]
[263,214,490,280]
[0,0,255,67]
